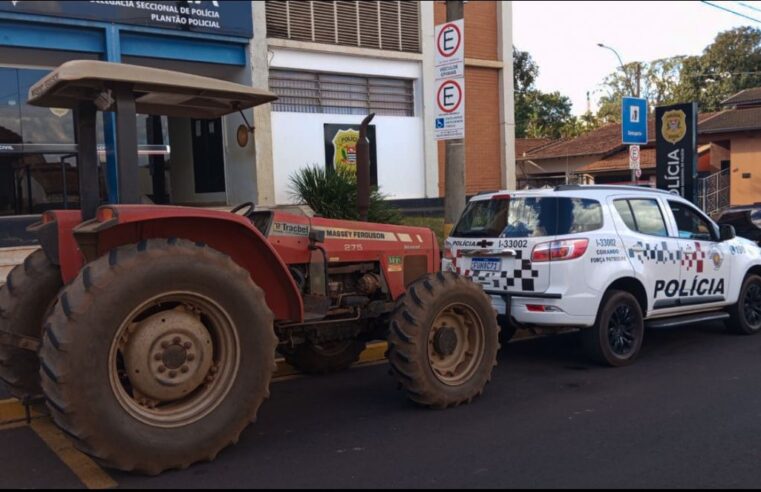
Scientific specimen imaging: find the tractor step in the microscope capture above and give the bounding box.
[646,311,729,330]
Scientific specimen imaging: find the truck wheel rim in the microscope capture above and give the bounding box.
[607,304,636,357]
[427,303,485,386]
[108,292,240,428]
[744,283,761,328]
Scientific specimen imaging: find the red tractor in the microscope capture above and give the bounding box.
[0,61,500,474]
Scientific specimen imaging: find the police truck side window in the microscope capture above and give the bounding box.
[613,200,637,231]
[668,201,716,241]
[561,198,603,234]
[614,199,668,237]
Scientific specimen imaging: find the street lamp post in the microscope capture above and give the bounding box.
[598,43,640,184]
[597,43,639,98]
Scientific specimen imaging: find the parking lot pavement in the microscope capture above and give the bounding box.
[3,322,761,488]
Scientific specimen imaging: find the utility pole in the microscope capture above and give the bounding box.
[443,0,466,236]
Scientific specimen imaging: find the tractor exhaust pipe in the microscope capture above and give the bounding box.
[357,113,374,222]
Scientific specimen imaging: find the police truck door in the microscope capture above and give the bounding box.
[610,197,683,313]
[666,200,731,309]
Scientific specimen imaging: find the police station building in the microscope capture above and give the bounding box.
[0,1,515,260]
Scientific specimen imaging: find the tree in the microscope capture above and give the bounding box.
[513,48,576,138]
[523,91,574,139]
[513,47,538,94]
[513,47,539,138]
[675,26,761,111]
[595,57,684,122]
[594,27,761,118]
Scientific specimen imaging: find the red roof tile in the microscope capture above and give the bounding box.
[722,87,761,107]
[521,112,722,162]
[699,107,761,134]
[515,138,553,157]
[576,147,657,173]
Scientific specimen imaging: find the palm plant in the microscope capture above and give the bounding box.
[289,165,402,224]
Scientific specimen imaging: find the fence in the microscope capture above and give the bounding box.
[697,168,730,218]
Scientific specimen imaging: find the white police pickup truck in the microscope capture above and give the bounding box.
[444,185,761,367]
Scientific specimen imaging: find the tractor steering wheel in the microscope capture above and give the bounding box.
[230,202,255,217]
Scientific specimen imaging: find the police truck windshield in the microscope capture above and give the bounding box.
[451,197,603,238]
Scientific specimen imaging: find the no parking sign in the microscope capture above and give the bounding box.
[434,19,465,140]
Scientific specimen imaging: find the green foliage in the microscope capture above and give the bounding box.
[514,47,577,138]
[289,165,403,224]
[595,27,761,117]
[523,91,574,139]
[675,26,761,111]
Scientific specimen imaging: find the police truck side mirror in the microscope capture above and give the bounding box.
[720,224,736,242]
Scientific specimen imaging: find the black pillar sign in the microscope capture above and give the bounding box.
[655,102,698,203]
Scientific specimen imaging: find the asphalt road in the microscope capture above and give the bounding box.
[3,322,761,488]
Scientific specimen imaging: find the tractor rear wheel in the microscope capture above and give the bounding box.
[38,239,277,475]
[282,339,366,374]
[0,249,61,399]
[388,272,499,409]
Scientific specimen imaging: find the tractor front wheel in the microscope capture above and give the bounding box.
[388,272,499,409]
[38,239,277,475]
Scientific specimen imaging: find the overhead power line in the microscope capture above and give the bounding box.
[701,0,761,23]
[736,1,761,14]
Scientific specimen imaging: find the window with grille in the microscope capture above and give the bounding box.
[266,1,421,53]
[269,69,415,116]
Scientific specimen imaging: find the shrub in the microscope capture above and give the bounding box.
[289,165,402,224]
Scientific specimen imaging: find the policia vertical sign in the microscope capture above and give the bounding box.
[655,102,698,202]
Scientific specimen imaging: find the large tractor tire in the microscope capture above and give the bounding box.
[388,272,499,409]
[282,339,366,374]
[38,239,277,475]
[0,249,62,399]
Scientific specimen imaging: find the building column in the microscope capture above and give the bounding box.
[420,0,439,198]
[251,1,276,206]
[497,1,516,190]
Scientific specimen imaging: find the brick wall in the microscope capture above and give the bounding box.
[434,1,502,196]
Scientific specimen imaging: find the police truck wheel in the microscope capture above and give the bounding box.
[388,272,499,409]
[583,290,644,367]
[0,250,61,399]
[282,340,366,374]
[38,239,277,475]
[728,274,761,335]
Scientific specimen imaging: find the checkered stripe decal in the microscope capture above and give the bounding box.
[627,240,706,272]
[681,242,706,273]
[628,240,681,265]
[457,250,539,292]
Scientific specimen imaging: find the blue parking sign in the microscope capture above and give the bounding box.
[435,118,445,129]
[621,97,648,145]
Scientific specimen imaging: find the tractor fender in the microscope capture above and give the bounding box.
[70,205,304,323]
[27,210,85,282]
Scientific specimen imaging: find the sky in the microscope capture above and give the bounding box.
[512,0,761,115]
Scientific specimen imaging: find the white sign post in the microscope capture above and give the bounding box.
[434,19,465,141]
[629,144,641,170]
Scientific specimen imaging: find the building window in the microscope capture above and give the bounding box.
[269,69,415,117]
[266,0,421,53]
